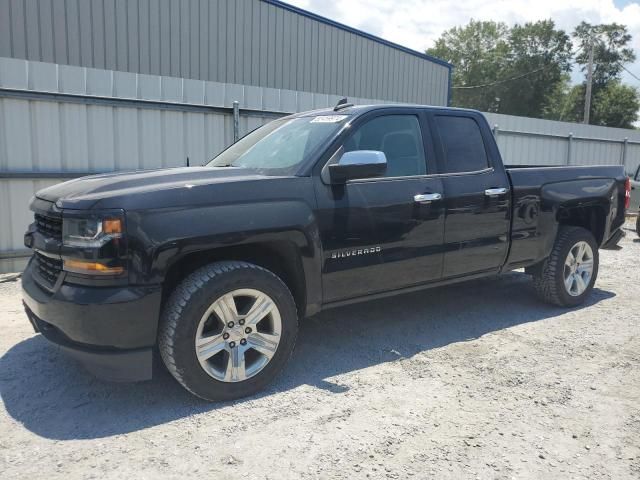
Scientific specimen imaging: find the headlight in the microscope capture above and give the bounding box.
[61,212,127,277]
[62,217,123,247]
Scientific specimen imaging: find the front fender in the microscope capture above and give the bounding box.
[126,199,323,313]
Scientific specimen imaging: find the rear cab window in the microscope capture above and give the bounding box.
[434,115,490,174]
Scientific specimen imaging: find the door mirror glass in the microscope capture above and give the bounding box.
[329,150,387,183]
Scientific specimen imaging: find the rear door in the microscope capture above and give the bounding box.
[429,111,511,278]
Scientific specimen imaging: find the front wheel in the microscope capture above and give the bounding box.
[532,226,599,307]
[159,261,298,401]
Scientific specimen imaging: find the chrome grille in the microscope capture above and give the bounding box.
[34,213,62,241]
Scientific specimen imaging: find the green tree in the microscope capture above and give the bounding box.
[498,21,573,117]
[592,82,639,128]
[542,76,583,121]
[546,22,639,127]
[570,22,638,126]
[429,19,639,128]
[545,81,639,128]
[427,20,510,112]
[427,19,573,117]
[573,22,636,88]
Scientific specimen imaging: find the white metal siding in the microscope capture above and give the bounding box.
[0,178,60,273]
[485,112,640,172]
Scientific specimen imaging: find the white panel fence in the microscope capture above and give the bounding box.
[485,112,640,172]
[1,56,639,272]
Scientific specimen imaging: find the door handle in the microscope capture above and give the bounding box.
[485,187,507,197]
[414,193,442,203]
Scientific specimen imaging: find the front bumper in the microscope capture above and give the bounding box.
[22,260,162,381]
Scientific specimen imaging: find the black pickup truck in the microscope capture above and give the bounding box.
[22,104,630,401]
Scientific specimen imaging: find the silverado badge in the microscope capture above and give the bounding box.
[330,246,382,259]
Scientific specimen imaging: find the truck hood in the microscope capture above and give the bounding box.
[36,167,282,210]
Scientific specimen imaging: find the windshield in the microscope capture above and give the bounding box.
[207,115,348,174]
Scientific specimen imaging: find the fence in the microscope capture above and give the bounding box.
[485,112,640,172]
[1,56,639,272]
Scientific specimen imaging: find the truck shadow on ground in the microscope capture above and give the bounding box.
[1,272,614,440]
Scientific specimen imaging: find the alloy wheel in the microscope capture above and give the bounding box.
[194,289,282,382]
[563,241,594,296]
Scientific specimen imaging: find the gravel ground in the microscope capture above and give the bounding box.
[1,222,639,480]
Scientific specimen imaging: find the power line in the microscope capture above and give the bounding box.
[621,64,640,83]
[452,47,583,90]
[452,65,548,90]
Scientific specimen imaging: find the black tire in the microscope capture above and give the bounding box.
[158,261,298,401]
[636,214,640,238]
[532,226,599,307]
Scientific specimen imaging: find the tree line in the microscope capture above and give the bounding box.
[427,20,639,128]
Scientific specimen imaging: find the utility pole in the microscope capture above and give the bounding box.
[583,37,594,124]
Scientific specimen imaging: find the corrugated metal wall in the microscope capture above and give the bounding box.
[0,56,396,169]
[0,56,395,272]
[485,112,640,174]
[0,0,451,105]
[0,178,60,273]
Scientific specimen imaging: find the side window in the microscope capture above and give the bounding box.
[435,116,489,173]
[344,115,426,177]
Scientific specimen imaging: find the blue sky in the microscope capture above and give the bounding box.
[287,0,640,87]
[614,0,637,8]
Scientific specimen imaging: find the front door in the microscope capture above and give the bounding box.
[314,111,445,303]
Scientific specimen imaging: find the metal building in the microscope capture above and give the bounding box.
[0,0,452,105]
[0,0,452,272]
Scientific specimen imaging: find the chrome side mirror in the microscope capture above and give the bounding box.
[328,150,387,183]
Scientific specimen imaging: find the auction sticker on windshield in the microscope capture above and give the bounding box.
[310,115,348,123]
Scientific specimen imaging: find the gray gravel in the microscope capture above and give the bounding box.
[1,222,639,479]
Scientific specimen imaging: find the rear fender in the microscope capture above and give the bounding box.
[505,178,616,271]
[544,178,616,242]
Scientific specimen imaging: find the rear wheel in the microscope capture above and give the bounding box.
[636,214,640,237]
[532,226,599,307]
[159,261,298,401]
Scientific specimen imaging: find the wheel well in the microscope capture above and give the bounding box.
[161,242,307,316]
[557,205,606,244]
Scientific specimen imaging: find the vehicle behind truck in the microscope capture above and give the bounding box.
[22,104,630,401]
